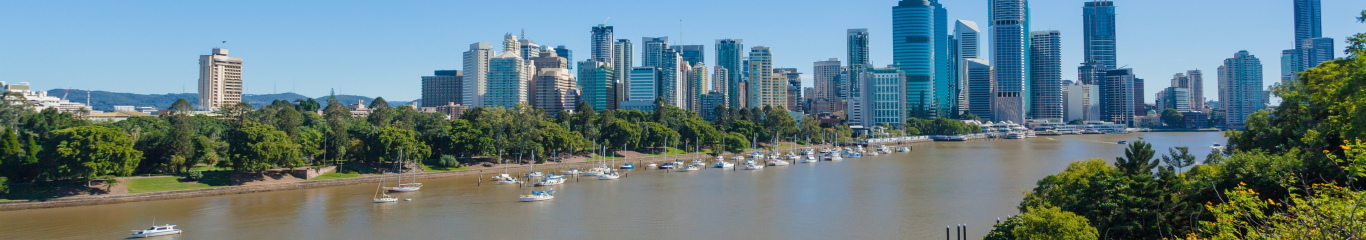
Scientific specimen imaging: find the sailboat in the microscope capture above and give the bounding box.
[373,168,398,203]
[385,150,422,193]
[598,148,621,180]
[520,179,555,202]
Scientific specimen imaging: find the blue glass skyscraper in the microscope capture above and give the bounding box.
[1083,1,1117,69]
[930,0,953,119]
[716,39,744,108]
[893,0,936,119]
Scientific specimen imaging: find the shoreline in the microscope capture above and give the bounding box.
[1,142,927,211]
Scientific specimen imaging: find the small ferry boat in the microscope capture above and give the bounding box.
[620,163,636,169]
[520,190,555,202]
[131,224,182,238]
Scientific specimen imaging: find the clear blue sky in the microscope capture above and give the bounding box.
[2,0,1363,103]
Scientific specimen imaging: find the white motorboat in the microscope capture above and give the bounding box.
[714,161,735,168]
[520,190,555,202]
[525,172,544,178]
[801,156,819,163]
[678,165,700,172]
[787,155,802,161]
[131,224,182,238]
[749,152,765,159]
[497,177,521,185]
[744,162,765,170]
[868,152,880,156]
[691,159,707,166]
[767,160,790,166]
[646,163,658,168]
[491,173,511,180]
[897,147,911,152]
[536,174,565,186]
[560,169,580,175]
[730,156,746,161]
[825,153,843,161]
[597,172,621,180]
[582,167,606,176]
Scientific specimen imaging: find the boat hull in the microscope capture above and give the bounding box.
[132,230,182,238]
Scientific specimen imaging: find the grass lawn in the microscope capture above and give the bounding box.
[648,147,700,157]
[308,172,363,181]
[587,155,623,161]
[126,177,214,193]
[188,164,231,172]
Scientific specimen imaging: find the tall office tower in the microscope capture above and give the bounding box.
[1100,68,1135,126]
[591,24,614,63]
[848,67,908,127]
[946,35,961,117]
[1300,38,1336,71]
[1083,1,1117,69]
[1029,31,1063,122]
[848,29,870,68]
[533,68,577,114]
[519,32,540,62]
[1294,0,1322,44]
[1155,87,1191,112]
[659,49,685,107]
[486,35,531,108]
[1281,50,1300,83]
[963,59,994,120]
[990,0,1030,123]
[716,39,745,108]
[463,43,494,107]
[198,48,243,110]
[530,51,568,72]
[1077,61,1107,85]
[955,20,981,116]
[1186,70,1204,110]
[1063,81,1098,122]
[577,61,616,111]
[613,39,634,103]
[554,46,573,70]
[894,0,938,119]
[747,46,782,109]
[1134,77,1145,116]
[421,70,463,107]
[929,0,955,118]
[671,45,705,66]
[687,63,708,112]
[1219,51,1264,129]
[700,92,727,120]
[814,59,842,100]
[641,37,670,68]
[628,67,661,102]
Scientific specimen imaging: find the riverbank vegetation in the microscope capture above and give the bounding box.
[985,12,1366,239]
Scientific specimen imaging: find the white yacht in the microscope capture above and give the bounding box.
[744,162,765,170]
[678,164,701,172]
[497,177,521,185]
[801,155,819,163]
[766,159,790,166]
[520,190,555,202]
[597,172,621,180]
[691,159,707,166]
[713,161,735,168]
[897,146,911,152]
[535,174,565,186]
[749,152,765,159]
[491,173,512,180]
[825,153,843,161]
[560,169,580,176]
[582,167,606,176]
[646,163,658,168]
[131,224,182,238]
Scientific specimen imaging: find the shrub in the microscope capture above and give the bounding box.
[184,170,204,181]
[436,155,460,168]
[0,176,7,195]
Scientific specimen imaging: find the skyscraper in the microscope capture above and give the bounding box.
[814,59,842,100]
[533,68,577,114]
[198,48,243,110]
[660,49,685,107]
[848,29,870,68]
[486,34,532,108]
[1030,31,1063,122]
[991,0,1030,123]
[519,32,540,62]
[628,67,660,102]
[893,0,937,119]
[776,68,802,111]
[954,20,981,61]
[1134,77,1145,116]
[848,67,907,127]
[747,46,783,109]
[671,45,705,66]
[577,61,615,111]
[1218,51,1264,129]
[688,63,708,112]
[930,0,954,118]
[716,39,745,108]
[1083,1,1117,69]
[641,37,670,68]
[1101,68,1135,126]
[964,59,993,120]
[591,24,614,63]
[421,70,462,108]
[1171,70,1205,110]
[462,43,494,107]
[1294,0,1322,44]
[554,46,573,70]
[613,39,633,104]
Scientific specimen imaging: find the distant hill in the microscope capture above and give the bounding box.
[47,88,415,111]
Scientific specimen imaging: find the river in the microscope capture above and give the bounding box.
[0,132,1226,239]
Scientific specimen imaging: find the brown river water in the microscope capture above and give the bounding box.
[0,132,1226,239]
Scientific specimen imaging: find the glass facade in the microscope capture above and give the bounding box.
[893,0,936,119]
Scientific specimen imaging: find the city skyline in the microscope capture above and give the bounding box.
[2,0,1364,104]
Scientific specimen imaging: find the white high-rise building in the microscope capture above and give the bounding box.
[641,37,669,68]
[486,34,533,108]
[748,46,783,109]
[1064,81,1099,122]
[198,48,242,110]
[463,43,494,107]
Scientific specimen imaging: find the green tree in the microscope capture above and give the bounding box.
[367,97,392,128]
[45,125,143,180]
[985,206,1099,240]
[322,97,351,163]
[1115,140,1159,175]
[602,119,640,150]
[721,132,749,152]
[1161,146,1197,174]
[0,128,24,179]
[1160,108,1184,128]
[369,127,431,163]
[225,121,301,173]
[640,122,679,151]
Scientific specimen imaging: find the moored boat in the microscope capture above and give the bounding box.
[131,224,182,238]
[520,190,555,202]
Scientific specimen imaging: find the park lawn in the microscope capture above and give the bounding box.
[188,164,231,172]
[127,177,214,193]
[308,172,362,181]
[420,165,467,172]
[648,147,697,157]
